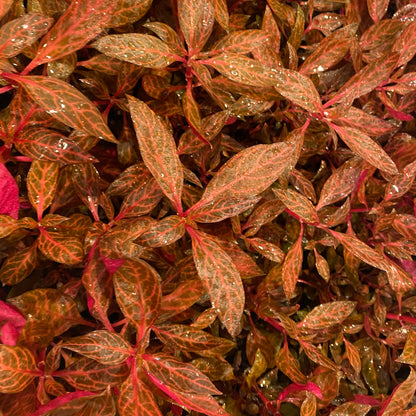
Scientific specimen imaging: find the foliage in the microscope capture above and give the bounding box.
[0,0,416,415]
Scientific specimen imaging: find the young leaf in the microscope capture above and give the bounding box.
[0,163,19,219]
[0,243,37,286]
[189,227,244,337]
[27,0,116,70]
[0,13,53,59]
[0,345,37,393]
[298,301,356,331]
[27,160,59,220]
[127,95,183,212]
[92,34,181,69]
[62,330,132,365]
[383,369,416,416]
[16,75,116,142]
[282,228,303,300]
[331,125,398,176]
[37,228,84,265]
[143,353,221,396]
[113,259,162,341]
[178,0,215,53]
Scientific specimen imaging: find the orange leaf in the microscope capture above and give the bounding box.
[344,338,361,374]
[328,402,371,416]
[282,228,303,299]
[383,369,416,416]
[0,243,37,286]
[108,0,153,28]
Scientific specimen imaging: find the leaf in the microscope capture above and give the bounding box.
[37,228,84,265]
[61,357,129,391]
[27,160,59,220]
[117,376,162,416]
[394,21,416,67]
[367,0,389,22]
[282,228,303,300]
[0,345,37,393]
[0,163,19,219]
[62,330,132,365]
[182,88,203,136]
[143,353,221,396]
[0,243,37,285]
[28,0,116,69]
[301,393,317,416]
[331,125,398,176]
[277,342,307,384]
[127,95,183,211]
[301,24,357,75]
[273,187,319,223]
[108,0,153,28]
[344,338,361,374]
[154,324,235,357]
[113,259,162,341]
[329,402,371,416]
[397,330,416,366]
[209,0,229,31]
[298,301,356,331]
[300,340,338,371]
[246,237,284,263]
[178,0,215,52]
[383,369,416,416]
[316,157,363,210]
[93,34,180,69]
[0,13,53,59]
[16,75,116,143]
[15,128,96,164]
[135,215,185,247]
[0,0,13,21]
[211,30,270,55]
[190,228,244,337]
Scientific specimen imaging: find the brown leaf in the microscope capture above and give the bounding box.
[0,243,37,285]
[209,0,229,31]
[93,34,181,69]
[246,237,285,263]
[17,75,116,143]
[27,160,59,220]
[277,341,307,384]
[396,330,416,366]
[344,338,361,374]
[0,345,37,393]
[113,259,162,341]
[0,13,53,59]
[211,30,270,55]
[329,402,371,416]
[190,228,244,337]
[299,301,356,331]
[367,0,390,22]
[282,228,303,299]
[394,20,416,67]
[331,125,398,176]
[128,96,183,212]
[108,0,152,28]
[383,369,416,416]
[0,0,13,21]
[301,393,317,416]
[178,0,215,52]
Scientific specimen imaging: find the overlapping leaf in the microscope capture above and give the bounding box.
[113,259,162,340]
[0,243,37,285]
[383,369,416,416]
[282,229,303,299]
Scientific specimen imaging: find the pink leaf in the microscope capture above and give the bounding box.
[0,301,26,346]
[0,163,19,219]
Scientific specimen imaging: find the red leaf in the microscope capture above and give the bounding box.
[143,353,221,396]
[298,301,356,331]
[0,345,38,393]
[113,259,162,341]
[27,161,59,220]
[15,75,116,143]
[62,330,132,365]
[0,301,26,346]
[127,95,183,212]
[331,125,398,176]
[282,228,303,299]
[0,13,53,59]
[189,227,244,337]
[0,163,19,219]
[178,0,215,53]
[93,34,181,69]
[27,0,116,70]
